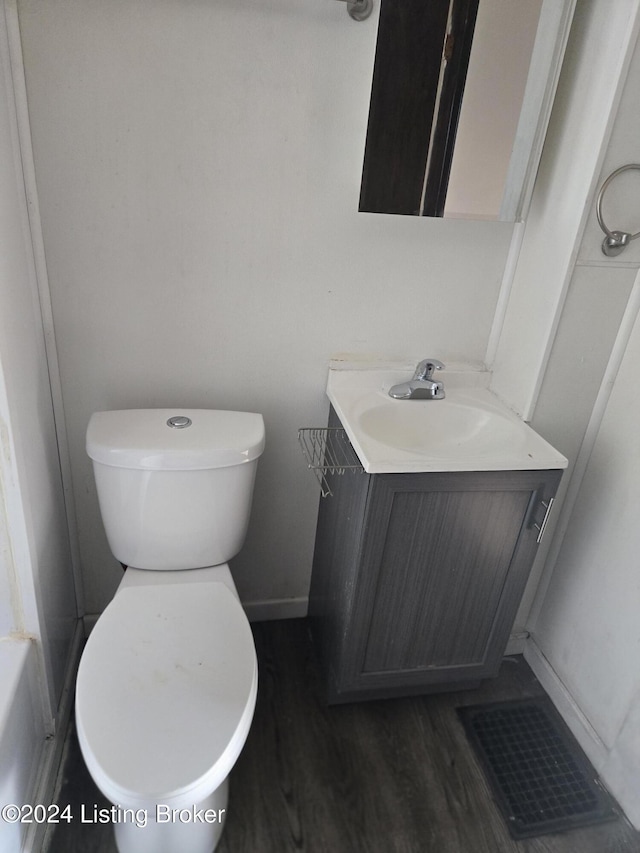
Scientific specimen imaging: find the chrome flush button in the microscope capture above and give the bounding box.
[167,415,192,429]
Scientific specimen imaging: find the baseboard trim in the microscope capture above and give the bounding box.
[524,635,608,772]
[29,619,83,853]
[242,597,308,623]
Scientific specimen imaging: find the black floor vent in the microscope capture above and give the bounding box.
[457,697,617,839]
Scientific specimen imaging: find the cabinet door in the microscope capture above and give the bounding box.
[339,470,560,700]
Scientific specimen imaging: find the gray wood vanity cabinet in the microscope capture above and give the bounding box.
[308,408,562,704]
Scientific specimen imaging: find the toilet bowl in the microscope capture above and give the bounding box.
[76,566,256,853]
[76,409,265,853]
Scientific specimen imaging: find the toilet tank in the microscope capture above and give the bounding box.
[86,409,265,570]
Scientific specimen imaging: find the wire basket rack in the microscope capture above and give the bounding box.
[297,427,364,497]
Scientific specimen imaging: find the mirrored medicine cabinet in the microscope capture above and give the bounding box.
[359,0,576,221]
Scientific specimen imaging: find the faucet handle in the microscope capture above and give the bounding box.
[413,358,445,380]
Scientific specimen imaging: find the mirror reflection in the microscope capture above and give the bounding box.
[359,0,571,221]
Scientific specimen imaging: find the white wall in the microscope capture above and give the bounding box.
[527,12,640,826]
[0,0,76,714]
[489,0,640,634]
[532,297,640,820]
[17,0,515,616]
[488,0,640,829]
[490,0,640,420]
[0,2,78,846]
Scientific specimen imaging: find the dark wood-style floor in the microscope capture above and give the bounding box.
[47,619,640,853]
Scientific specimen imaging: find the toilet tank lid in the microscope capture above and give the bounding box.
[86,409,265,470]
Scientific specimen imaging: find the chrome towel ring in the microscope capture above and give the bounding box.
[596,163,640,257]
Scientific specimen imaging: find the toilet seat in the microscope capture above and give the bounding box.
[75,580,257,810]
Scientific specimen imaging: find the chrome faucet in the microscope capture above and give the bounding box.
[388,359,446,400]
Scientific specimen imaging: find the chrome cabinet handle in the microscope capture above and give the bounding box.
[533,498,555,544]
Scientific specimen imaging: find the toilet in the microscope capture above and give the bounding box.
[75,408,265,853]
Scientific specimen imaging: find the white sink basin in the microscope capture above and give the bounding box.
[327,367,568,474]
[357,398,526,459]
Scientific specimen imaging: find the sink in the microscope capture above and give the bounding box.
[357,399,526,458]
[326,366,568,474]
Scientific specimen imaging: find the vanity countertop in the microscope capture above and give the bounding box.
[326,366,568,474]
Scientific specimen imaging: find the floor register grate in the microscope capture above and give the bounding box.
[457,697,618,839]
